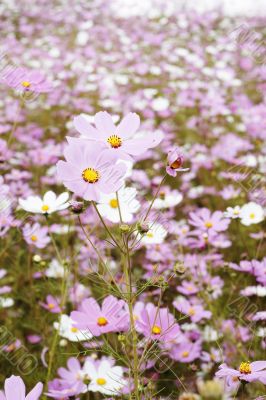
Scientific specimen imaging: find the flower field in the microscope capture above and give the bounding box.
[0,1,265,399]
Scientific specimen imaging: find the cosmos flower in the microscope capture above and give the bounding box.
[173,298,212,323]
[45,259,65,278]
[2,67,52,93]
[22,223,50,249]
[54,314,92,342]
[136,222,167,245]
[72,111,163,160]
[170,340,202,362]
[224,206,241,219]
[19,191,69,214]
[97,186,140,223]
[152,189,183,209]
[40,295,61,313]
[216,361,266,387]
[189,208,230,234]
[239,202,264,226]
[0,376,43,400]
[56,358,86,391]
[135,302,180,342]
[83,357,126,396]
[57,141,127,201]
[166,148,189,177]
[71,295,129,336]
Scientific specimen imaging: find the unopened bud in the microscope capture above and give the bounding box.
[70,200,84,214]
[174,261,186,275]
[120,224,130,233]
[33,255,42,263]
[137,221,149,234]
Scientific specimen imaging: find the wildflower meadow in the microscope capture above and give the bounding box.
[0,1,265,399]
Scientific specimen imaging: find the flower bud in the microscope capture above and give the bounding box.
[174,261,186,275]
[197,379,224,400]
[33,255,42,263]
[137,221,149,234]
[69,200,84,214]
[119,224,130,233]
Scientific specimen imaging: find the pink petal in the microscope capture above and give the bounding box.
[116,113,140,139]
[94,111,115,137]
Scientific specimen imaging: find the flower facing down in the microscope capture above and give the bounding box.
[166,147,189,177]
[215,361,266,388]
[22,223,50,249]
[135,303,180,343]
[0,375,43,400]
[19,191,69,214]
[71,295,129,336]
[2,67,52,93]
[72,111,163,160]
[83,357,126,396]
[57,141,127,201]
[239,202,264,226]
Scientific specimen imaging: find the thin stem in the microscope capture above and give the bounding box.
[143,173,167,221]
[116,191,123,224]
[92,201,125,254]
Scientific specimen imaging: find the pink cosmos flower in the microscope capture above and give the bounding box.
[135,303,180,342]
[40,295,61,313]
[71,111,163,160]
[173,298,212,323]
[57,141,127,201]
[166,147,189,177]
[0,376,43,400]
[22,223,50,249]
[177,280,199,295]
[170,340,202,362]
[216,361,266,387]
[2,67,52,93]
[189,208,230,234]
[70,295,129,336]
[56,358,86,391]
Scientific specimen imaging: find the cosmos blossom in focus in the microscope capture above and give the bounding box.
[71,111,163,160]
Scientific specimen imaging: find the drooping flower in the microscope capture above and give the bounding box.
[166,147,189,177]
[22,223,50,249]
[239,202,264,226]
[57,141,127,201]
[19,191,69,214]
[0,375,43,400]
[72,111,163,161]
[83,357,126,396]
[97,186,140,223]
[71,295,129,336]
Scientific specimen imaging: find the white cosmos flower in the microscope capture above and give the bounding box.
[0,297,14,308]
[138,222,167,245]
[83,358,126,396]
[97,187,140,223]
[239,202,264,226]
[54,314,92,342]
[19,190,69,214]
[45,259,65,278]
[224,205,241,219]
[153,190,183,209]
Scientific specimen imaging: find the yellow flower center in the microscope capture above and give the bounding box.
[152,325,161,335]
[109,199,118,208]
[31,235,37,242]
[42,205,49,212]
[239,362,251,374]
[182,351,189,358]
[233,209,240,215]
[82,168,100,183]
[48,303,55,309]
[21,81,31,88]
[97,317,108,326]
[249,213,255,219]
[71,327,78,333]
[107,135,122,148]
[188,307,195,316]
[205,221,213,228]
[97,378,107,386]
[146,231,154,238]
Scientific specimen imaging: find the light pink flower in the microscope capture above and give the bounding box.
[57,141,127,201]
[71,111,163,160]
